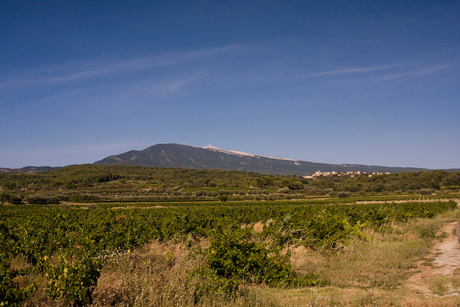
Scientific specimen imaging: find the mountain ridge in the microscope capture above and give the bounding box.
[3,143,459,175]
[94,143,437,176]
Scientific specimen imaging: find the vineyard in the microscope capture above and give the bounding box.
[1,167,460,306]
[0,199,458,306]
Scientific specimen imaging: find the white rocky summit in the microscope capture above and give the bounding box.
[202,145,297,162]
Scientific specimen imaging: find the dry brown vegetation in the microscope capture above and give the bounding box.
[264,208,460,306]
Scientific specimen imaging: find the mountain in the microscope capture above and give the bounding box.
[93,143,431,176]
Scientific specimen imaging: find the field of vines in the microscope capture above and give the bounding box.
[1,199,457,306]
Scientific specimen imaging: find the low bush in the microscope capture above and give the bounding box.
[45,252,103,306]
[419,189,433,195]
[0,191,12,204]
[337,191,351,198]
[205,232,319,288]
[0,260,37,306]
[26,195,60,204]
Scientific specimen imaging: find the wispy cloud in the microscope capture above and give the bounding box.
[43,45,240,83]
[311,65,397,77]
[0,44,244,90]
[157,74,210,93]
[209,64,399,85]
[378,64,450,81]
[89,73,211,105]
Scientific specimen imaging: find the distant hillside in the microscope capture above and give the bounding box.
[94,143,430,176]
[0,166,57,174]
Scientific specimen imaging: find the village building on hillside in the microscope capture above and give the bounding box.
[303,170,390,179]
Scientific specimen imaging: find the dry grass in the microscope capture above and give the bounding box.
[90,239,278,307]
[258,207,460,306]
[19,238,276,307]
[289,228,428,290]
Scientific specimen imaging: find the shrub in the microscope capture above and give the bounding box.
[11,195,22,204]
[56,193,70,201]
[26,195,60,204]
[0,261,37,306]
[218,195,228,202]
[218,190,232,196]
[195,191,204,197]
[337,192,351,198]
[419,189,433,195]
[45,253,103,306]
[0,191,11,204]
[206,232,319,287]
[209,191,218,197]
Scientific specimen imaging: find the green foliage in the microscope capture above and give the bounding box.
[278,187,290,193]
[206,231,318,287]
[337,191,351,198]
[45,252,102,306]
[188,266,240,300]
[419,189,433,195]
[0,260,37,307]
[1,166,459,205]
[10,195,22,204]
[218,194,229,202]
[0,199,456,305]
[26,195,60,204]
[0,191,12,204]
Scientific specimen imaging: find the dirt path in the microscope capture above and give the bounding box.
[356,198,458,205]
[408,221,460,296]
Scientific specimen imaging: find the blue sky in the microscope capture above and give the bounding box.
[1,0,459,169]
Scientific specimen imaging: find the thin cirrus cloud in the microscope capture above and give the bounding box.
[310,65,398,77]
[207,63,401,85]
[1,42,453,110]
[378,64,450,81]
[0,44,245,90]
[86,73,211,105]
[0,42,418,96]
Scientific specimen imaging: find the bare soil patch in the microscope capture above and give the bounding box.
[408,221,460,296]
[357,199,456,205]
